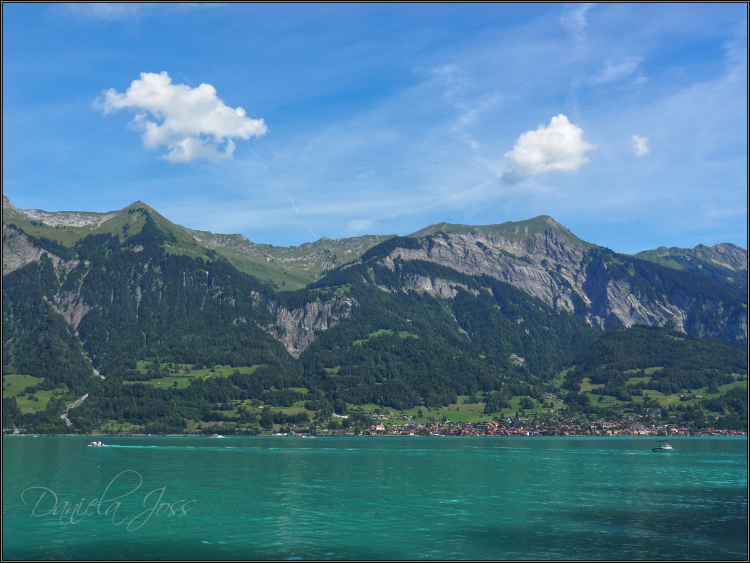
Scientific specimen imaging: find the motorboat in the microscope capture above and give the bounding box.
[652,440,674,452]
[89,440,104,447]
[209,434,225,438]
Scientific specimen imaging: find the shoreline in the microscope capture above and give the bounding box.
[4,433,746,438]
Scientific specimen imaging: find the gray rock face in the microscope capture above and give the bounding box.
[381,225,746,340]
[3,225,82,284]
[3,195,115,228]
[3,225,48,275]
[401,275,479,299]
[634,242,748,274]
[252,291,357,357]
[709,243,748,271]
[392,227,585,312]
[53,289,92,331]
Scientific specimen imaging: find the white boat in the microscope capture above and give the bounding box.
[209,434,225,438]
[652,440,674,452]
[89,440,104,447]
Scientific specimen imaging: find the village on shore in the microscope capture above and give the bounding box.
[11,409,743,437]
[284,412,746,438]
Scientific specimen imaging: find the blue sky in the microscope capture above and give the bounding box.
[3,3,747,253]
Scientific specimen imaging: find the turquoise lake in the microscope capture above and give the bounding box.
[2,437,747,560]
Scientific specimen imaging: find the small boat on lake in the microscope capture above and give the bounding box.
[652,440,674,452]
[209,434,225,438]
[89,441,104,447]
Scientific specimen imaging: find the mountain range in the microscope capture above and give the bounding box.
[2,196,747,434]
[4,195,746,336]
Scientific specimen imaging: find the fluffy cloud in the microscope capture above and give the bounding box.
[631,135,649,156]
[560,3,594,35]
[96,72,267,162]
[502,114,596,183]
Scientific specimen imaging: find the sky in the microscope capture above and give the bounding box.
[2,3,747,253]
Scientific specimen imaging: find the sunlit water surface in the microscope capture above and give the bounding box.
[3,436,747,560]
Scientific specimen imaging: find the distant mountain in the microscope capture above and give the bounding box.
[634,244,747,293]
[409,215,594,248]
[2,196,393,290]
[369,217,746,341]
[4,196,747,341]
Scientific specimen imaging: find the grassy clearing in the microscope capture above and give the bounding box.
[15,390,56,414]
[552,368,570,389]
[626,376,651,386]
[212,397,315,420]
[580,374,747,411]
[2,374,64,414]
[216,247,313,291]
[91,420,142,434]
[344,394,558,426]
[126,377,193,389]
[580,378,604,392]
[310,284,352,298]
[353,329,418,346]
[270,401,313,415]
[125,363,263,389]
[3,373,45,396]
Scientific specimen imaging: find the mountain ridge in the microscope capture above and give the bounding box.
[5,195,745,288]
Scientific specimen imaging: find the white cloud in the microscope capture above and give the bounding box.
[428,64,495,151]
[723,26,747,81]
[503,114,596,183]
[64,3,217,22]
[560,3,594,35]
[96,71,267,162]
[347,219,373,234]
[356,170,374,178]
[65,3,144,21]
[631,135,649,156]
[594,57,644,84]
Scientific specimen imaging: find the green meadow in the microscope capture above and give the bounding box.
[2,374,64,414]
[123,362,263,389]
[353,329,419,346]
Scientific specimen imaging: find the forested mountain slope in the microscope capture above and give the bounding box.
[3,199,747,434]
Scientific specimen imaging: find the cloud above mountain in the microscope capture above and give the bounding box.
[502,115,596,183]
[96,72,267,163]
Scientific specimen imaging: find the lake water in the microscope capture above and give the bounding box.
[3,437,747,560]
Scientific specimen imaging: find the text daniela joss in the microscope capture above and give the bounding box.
[21,470,196,531]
